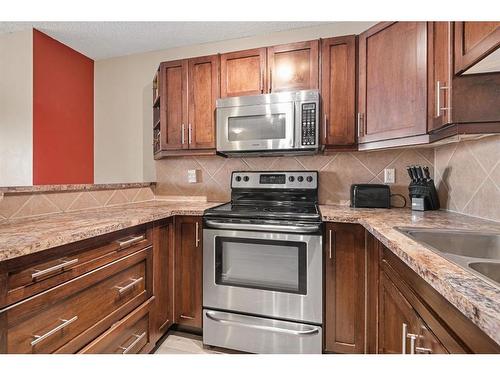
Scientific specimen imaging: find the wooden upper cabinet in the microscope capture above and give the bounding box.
[220,48,266,97]
[174,216,202,329]
[321,36,357,148]
[324,223,365,354]
[160,60,188,150]
[358,22,428,144]
[188,55,219,149]
[267,40,319,92]
[428,22,453,132]
[454,22,500,74]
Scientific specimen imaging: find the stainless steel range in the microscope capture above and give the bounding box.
[202,171,323,354]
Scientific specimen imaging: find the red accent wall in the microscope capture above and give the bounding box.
[33,29,94,184]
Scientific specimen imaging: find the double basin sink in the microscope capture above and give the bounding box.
[396,227,500,287]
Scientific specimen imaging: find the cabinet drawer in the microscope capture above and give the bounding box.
[1,247,152,353]
[80,298,153,354]
[5,226,151,307]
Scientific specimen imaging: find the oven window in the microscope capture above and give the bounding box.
[227,114,287,141]
[214,237,307,294]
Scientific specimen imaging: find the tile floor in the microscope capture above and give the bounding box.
[154,331,222,354]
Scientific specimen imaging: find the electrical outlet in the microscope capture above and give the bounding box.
[384,168,395,184]
[187,169,198,184]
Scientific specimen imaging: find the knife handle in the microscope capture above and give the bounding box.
[407,167,415,182]
[423,166,431,180]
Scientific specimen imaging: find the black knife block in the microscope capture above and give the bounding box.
[408,182,440,211]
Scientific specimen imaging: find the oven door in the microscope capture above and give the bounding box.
[216,102,295,153]
[203,228,322,324]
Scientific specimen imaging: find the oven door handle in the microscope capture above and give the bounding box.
[204,219,321,233]
[205,311,320,336]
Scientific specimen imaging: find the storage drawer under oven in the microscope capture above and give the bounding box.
[203,228,322,324]
[203,309,322,354]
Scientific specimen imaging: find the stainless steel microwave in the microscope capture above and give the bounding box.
[216,90,320,157]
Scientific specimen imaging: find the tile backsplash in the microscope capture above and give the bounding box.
[155,148,435,206]
[434,135,500,222]
[0,186,154,221]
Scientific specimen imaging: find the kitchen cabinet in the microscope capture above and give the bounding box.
[155,55,218,158]
[219,40,319,98]
[454,22,500,74]
[428,22,453,132]
[220,48,267,97]
[151,219,174,343]
[174,216,203,329]
[267,40,319,93]
[370,240,500,354]
[358,22,428,145]
[321,35,357,150]
[324,223,365,353]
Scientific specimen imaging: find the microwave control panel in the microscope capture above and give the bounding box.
[301,103,317,146]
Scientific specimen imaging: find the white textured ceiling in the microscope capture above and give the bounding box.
[0,21,329,60]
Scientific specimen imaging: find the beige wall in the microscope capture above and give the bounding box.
[93,22,376,184]
[154,148,434,206]
[435,135,500,222]
[0,29,33,186]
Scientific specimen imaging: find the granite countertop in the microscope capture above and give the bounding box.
[0,200,220,262]
[319,204,500,346]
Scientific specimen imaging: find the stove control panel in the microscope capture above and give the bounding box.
[232,171,318,189]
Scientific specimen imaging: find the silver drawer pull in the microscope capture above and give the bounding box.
[205,311,320,336]
[119,332,147,354]
[114,277,143,295]
[31,316,78,346]
[31,258,79,281]
[415,346,432,354]
[116,235,145,249]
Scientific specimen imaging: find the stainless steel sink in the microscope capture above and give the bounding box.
[396,227,500,287]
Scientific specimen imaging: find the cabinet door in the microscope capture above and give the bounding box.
[267,40,319,93]
[455,22,500,74]
[378,270,421,354]
[188,55,219,149]
[220,48,266,97]
[321,36,357,147]
[428,22,453,131]
[174,216,202,329]
[358,22,427,144]
[324,223,365,353]
[151,220,174,343]
[160,60,188,150]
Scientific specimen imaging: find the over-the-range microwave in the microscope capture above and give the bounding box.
[216,89,320,157]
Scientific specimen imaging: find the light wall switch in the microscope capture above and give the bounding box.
[384,168,395,184]
[187,169,199,184]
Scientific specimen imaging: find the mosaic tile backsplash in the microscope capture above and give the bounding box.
[155,148,435,206]
[434,135,500,222]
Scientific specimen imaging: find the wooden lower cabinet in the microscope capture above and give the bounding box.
[324,223,365,353]
[174,216,203,329]
[80,298,155,354]
[151,219,174,342]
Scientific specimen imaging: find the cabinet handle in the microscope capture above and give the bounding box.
[357,112,364,138]
[435,80,450,117]
[116,235,145,250]
[114,277,143,295]
[31,258,79,281]
[181,124,185,145]
[328,229,335,260]
[188,123,192,144]
[260,71,264,93]
[269,69,273,93]
[31,316,78,347]
[415,346,432,354]
[402,323,408,354]
[407,333,418,354]
[119,332,146,354]
[323,114,328,141]
[195,221,200,247]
